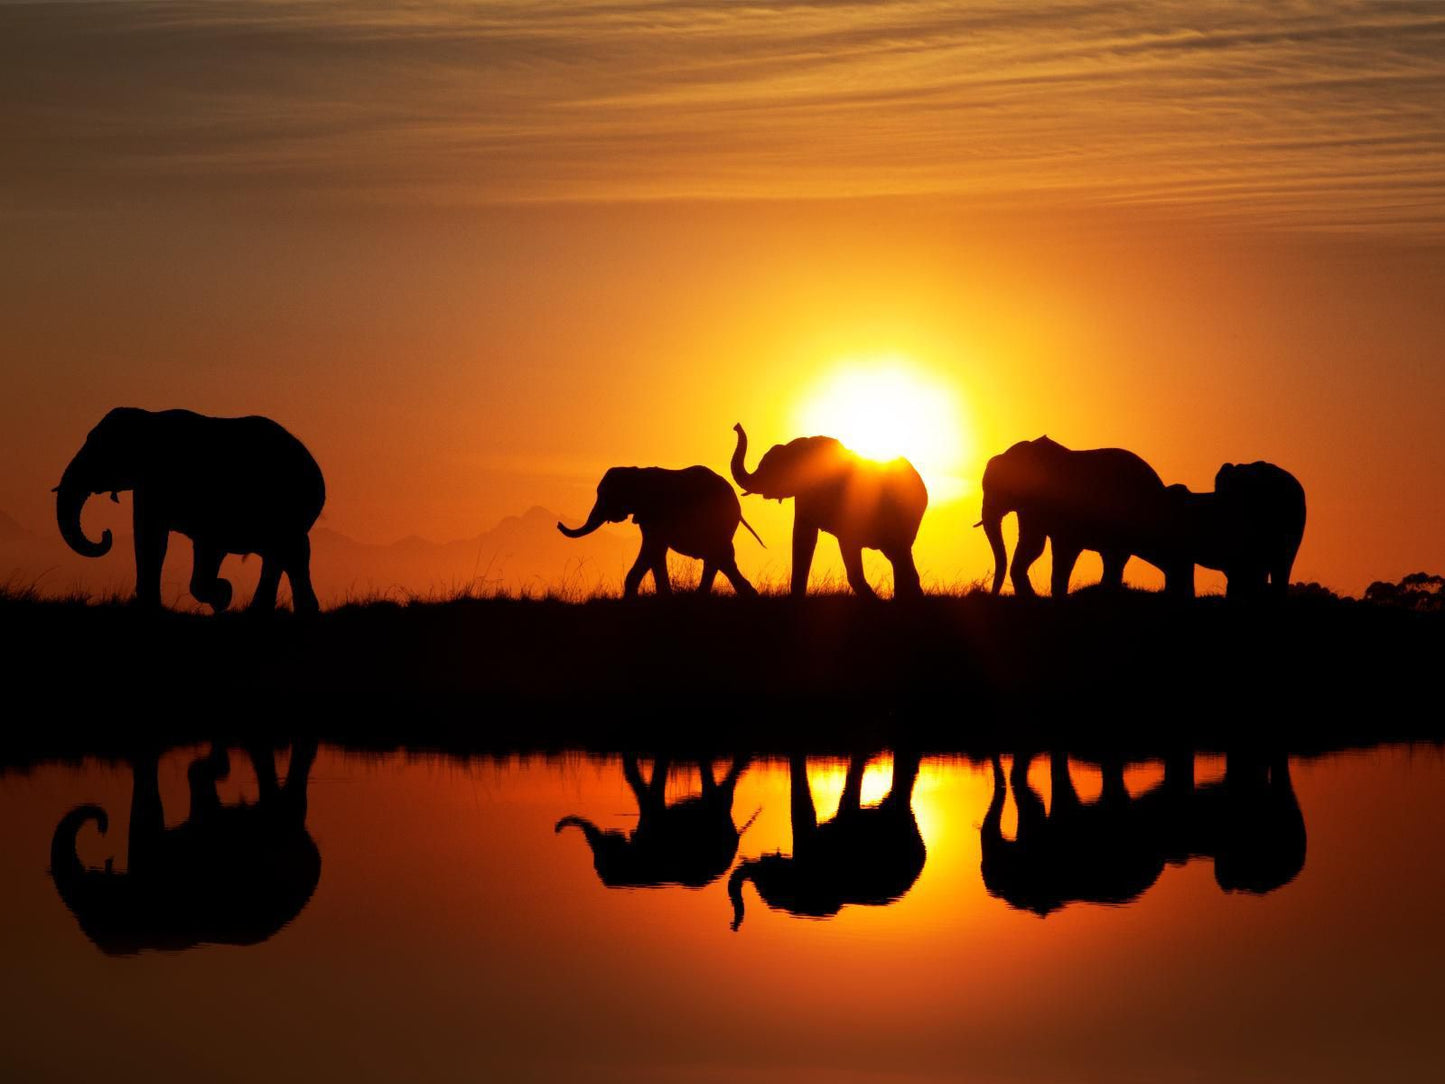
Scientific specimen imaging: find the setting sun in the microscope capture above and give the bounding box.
[794,361,973,502]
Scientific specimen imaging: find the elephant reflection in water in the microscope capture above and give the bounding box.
[50,741,320,954]
[556,755,754,888]
[980,750,1305,915]
[728,753,925,930]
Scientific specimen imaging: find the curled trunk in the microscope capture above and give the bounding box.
[727,863,754,931]
[730,424,756,494]
[556,504,605,539]
[554,815,604,850]
[55,480,112,558]
[51,805,108,889]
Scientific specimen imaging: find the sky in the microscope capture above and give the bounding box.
[3,1,1444,596]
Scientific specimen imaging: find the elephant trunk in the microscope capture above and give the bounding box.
[557,504,605,539]
[555,815,605,850]
[730,424,757,494]
[979,495,1007,595]
[727,863,754,931]
[55,475,112,558]
[50,804,108,889]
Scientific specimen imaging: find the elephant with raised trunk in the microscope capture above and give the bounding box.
[555,755,755,889]
[50,741,320,955]
[1164,462,1306,599]
[728,753,925,929]
[558,465,760,597]
[730,424,927,599]
[55,407,326,612]
[977,435,1180,597]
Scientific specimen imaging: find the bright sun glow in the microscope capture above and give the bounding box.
[794,360,972,502]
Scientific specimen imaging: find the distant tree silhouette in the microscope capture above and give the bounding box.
[558,466,759,597]
[731,424,926,598]
[1364,572,1444,613]
[555,755,754,888]
[54,408,325,612]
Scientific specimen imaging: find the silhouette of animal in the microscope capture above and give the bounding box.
[730,424,926,598]
[55,407,326,612]
[980,749,1306,916]
[50,741,320,955]
[977,435,1180,597]
[728,753,925,929]
[555,755,754,888]
[1163,462,1307,599]
[557,466,759,597]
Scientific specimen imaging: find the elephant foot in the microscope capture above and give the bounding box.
[205,578,233,613]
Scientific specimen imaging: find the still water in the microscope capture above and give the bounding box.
[1,745,1441,1082]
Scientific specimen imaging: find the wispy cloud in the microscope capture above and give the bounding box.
[3,1,1443,231]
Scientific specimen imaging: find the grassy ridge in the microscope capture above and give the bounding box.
[3,585,1441,764]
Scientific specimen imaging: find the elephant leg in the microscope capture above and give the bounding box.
[126,754,165,875]
[840,755,868,815]
[790,519,819,598]
[281,739,317,821]
[699,759,718,794]
[888,752,922,807]
[1165,562,1196,600]
[1010,523,1045,598]
[1100,550,1129,590]
[718,546,757,598]
[189,540,232,612]
[840,542,877,600]
[623,755,651,805]
[249,555,284,612]
[888,547,922,600]
[283,535,319,614]
[132,503,168,609]
[1050,540,1081,598]
[1268,554,1295,596]
[697,561,720,596]
[789,755,818,846]
[650,550,673,596]
[185,744,230,823]
[623,548,650,598]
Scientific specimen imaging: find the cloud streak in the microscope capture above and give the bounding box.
[2,1,1444,231]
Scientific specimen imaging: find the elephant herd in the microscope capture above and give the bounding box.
[54,406,1305,610]
[47,747,1307,952]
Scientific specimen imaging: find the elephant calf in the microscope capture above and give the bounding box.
[558,465,760,597]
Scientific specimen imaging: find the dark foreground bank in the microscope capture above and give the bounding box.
[4,587,1442,763]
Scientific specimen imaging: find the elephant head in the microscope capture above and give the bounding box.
[558,467,655,538]
[729,424,849,501]
[53,408,152,558]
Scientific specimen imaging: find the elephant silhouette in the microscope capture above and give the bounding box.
[1163,462,1307,599]
[558,465,760,597]
[977,435,1181,597]
[728,753,925,929]
[55,407,326,612]
[49,741,321,954]
[555,755,755,888]
[980,749,1306,916]
[730,424,927,599]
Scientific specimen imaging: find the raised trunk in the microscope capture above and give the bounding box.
[727,863,754,931]
[730,424,757,493]
[50,805,108,889]
[556,504,605,539]
[55,479,112,558]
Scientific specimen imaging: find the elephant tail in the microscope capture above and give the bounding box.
[51,804,108,884]
[739,516,765,549]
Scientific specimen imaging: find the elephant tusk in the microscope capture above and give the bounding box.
[973,520,983,528]
[110,491,120,503]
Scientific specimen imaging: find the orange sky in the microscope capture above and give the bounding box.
[3,2,1443,596]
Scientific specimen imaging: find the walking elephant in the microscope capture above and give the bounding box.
[50,741,320,955]
[730,424,927,598]
[55,407,326,612]
[555,755,754,888]
[558,466,760,597]
[978,436,1181,597]
[728,753,925,929]
[1163,462,1306,599]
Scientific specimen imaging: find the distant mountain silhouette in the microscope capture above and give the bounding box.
[1,505,636,603]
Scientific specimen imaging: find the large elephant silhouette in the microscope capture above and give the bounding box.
[49,741,321,954]
[978,436,1181,597]
[728,753,925,929]
[555,755,754,888]
[980,749,1306,916]
[55,407,326,612]
[558,465,760,597]
[730,424,927,598]
[1163,462,1307,599]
